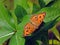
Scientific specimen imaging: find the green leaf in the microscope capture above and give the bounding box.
[15,5,27,23]
[0,0,4,3]
[36,40,43,45]
[51,17,60,41]
[43,0,53,5]
[33,4,41,13]
[39,0,53,7]
[14,0,30,14]
[0,44,2,45]
[51,26,60,41]
[0,31,14,44]
[28,0,41,14]
[9,33,25,45]
[0,4,15,43]
[38,7,60,22]
[49,40,60,44]
[27,0,33,14]
[51,0,60,8]
[9,15,32,45]
[0,3,15,29]
[11,11,18,30]
[0,19,14,44]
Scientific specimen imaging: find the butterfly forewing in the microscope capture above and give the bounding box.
[31,12,46,26]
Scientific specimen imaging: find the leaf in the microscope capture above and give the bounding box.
[27,0,33,14]
[38,7,60,22]
[49,40,60,44]
[0,44,3,45]
[36,40,44,45]
[11,11,18,30]
[9,15,32,45]
[0,19,14,44]
[9,32,25,45]
[39,0,53,7]
[15,5,27,23]
[0,32,14,44]
[43,0,53,5]
[0,2,15,29]
[0,3,15,43]
[51,0,60,8]
[33,4,41,13]
[28,0,41,14]
[14,0,30,14]
[29,0,41,13]
[51,27,60,40]
[51,17,60,41]
[3,0,14,10]
[0,0,4,2]
[14,0,41,14]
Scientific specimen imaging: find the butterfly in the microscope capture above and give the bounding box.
[23,12,46,36]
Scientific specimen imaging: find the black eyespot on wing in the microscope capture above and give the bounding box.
[25,26,31,31]
[26,30,29,32]
[40,20,42,23]
[43,15,45,17]
[39,16,41,18]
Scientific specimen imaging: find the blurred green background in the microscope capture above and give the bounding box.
[0,0,60,45]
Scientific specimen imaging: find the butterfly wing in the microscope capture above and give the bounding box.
[31,12,46,26]
[24,22,36,36]
[37,12,46,26]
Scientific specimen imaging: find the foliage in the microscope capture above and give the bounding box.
[0,0,60,45]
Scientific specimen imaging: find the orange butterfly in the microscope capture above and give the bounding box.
[23,12,46,36]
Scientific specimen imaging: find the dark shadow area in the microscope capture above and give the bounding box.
[3,38,10,45]
[38,0,45,8]
[45,0,55,7]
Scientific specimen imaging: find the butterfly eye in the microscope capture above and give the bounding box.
[25,27,30,32]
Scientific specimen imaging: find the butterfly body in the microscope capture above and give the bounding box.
[23,12,46,36]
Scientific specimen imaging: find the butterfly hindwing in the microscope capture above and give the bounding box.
[24,22,36,36]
